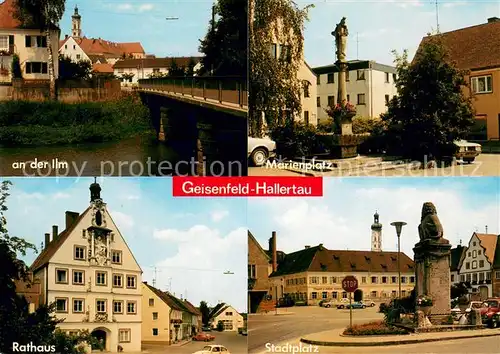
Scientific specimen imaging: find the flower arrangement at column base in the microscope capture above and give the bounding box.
[325,100,356,135]
[416,295,433,316]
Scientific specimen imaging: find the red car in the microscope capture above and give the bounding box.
[192,332,215,342]
[480,298,500,327]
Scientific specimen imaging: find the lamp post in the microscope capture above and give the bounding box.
[390,221,407,299]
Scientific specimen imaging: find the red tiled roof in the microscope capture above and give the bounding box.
[75,37,144,57]
[93,63,114,73]
[30,208,90,272]
[418,19,500,70]
[0,0,21,29]
[113,57,202,69]
[475,233,499,264]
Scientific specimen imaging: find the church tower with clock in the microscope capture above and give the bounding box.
[371,211,382,252]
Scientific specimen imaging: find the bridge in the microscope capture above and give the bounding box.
[137,76,248,176]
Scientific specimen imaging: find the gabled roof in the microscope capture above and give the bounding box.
[183,299,202,316]
[208,303,226,319]
[475,233,499,264]
[30,207,90,273]
[271,245,414,277]
[248,230,271,261]
[60,36,145,58]
[450,245,467,271]
[143,282,198,315]
[113,57,202,69]
[417,19,500,71]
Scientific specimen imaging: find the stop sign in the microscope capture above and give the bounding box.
[342,276,358,292]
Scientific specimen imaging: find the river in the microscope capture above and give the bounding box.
[0,135,194,177]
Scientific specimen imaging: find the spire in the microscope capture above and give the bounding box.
[90,178,101,202]
[371,210,382,252]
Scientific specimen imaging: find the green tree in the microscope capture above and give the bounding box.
[186,58,197,76]
[0,181,93,354]
[198,0,247,76]
[249,0,313,137]
[216,320,224,332]
[451,282,469,300]
[199,301,210,326]
[14,0,66,100]
[381,35,475,161]
[58,56,92,80]
[167,59,185,77]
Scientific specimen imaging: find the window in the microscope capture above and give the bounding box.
[473,241,477,246]
[73,270,84,285]
[316,97,320,107]
[467,274,471,282]
[472,250,477,258]
[73,299,84,313]
[311,292,317,299]
[317,75,320,85]
[0,35,8,51]
[472,260,478,269]
[225,311,233,316]
[451,274,455,282]
[321,276,327,284]
[25,36,47,48]
[401,276,407,284]
[466,262,470,270]
[468,252,471,257]
[460,274,465,282]
[25,62,48,74]
[391,276,397,283]
[56,269,68,284]
[370,291,377,298]
[149,298,155,307]
[310,277,319,284]
[392,290,397,297]
[332,291,338,299]
[478,250,482,255]
[96,271,107,286]
[496,271,500,279]
[279,45,290,62]
[269,44,277,59]
[322,292,328,299]
[471,75,492,94]
[479,273,485,281]
[361,277,366,284]
[357,70,365,80]
[347,94,350,102]
[153,328,158,336]
[401,290,406,297]
[342,291,347,299]
[472,273,478,281]
[357,94,366,105]
[303,82,310,98]
[96,300,106,313]
[371,276,378,283]
[248,264,256,278]
[118,329,131,343]
[153,312,158,320]
[74,246,85,260]
[385,95,390,105]
[410,276,415,283]
[330,277,337,284]
[486,272,491,280]
[385,72,390,83]
[25,35,31,47]
[127,301,137,314]
[113,274,123,288]
[127,275,137,288]
[65,44,67,49]
[479,260,485,268]
[304,111,309,125]
[76,54,81,60]
[113,301,123,314]
[327,96,335,107]
[382,276,388,284]
[392,73,397,82]
[73,45,76,50]
[55,298,67,313]
[112,250,122,264]
[327,73,334,83]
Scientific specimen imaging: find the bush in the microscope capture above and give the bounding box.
[352,116,381,134]
[271,122,324,158]
[216,321,224,332]
[343,321,409,336]
[0,94,154,146]
[294,301,307,306]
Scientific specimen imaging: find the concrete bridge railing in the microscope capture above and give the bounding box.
[138,76,247,110]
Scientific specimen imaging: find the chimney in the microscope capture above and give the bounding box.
[65,211,80,230]
[65,34,68,39]
[271,231,277,273]
[488,17,500,23]
[305,245,310,249]
[52,225,58,241]
[44,233,50,248]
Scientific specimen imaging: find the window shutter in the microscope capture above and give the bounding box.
[25,35,31,47]
[8,35,14,46]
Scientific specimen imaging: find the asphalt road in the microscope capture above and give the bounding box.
[142,332,247,354]
[248,306,383,353]
[249,153,500,177]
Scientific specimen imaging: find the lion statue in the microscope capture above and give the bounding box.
[418,202,444,241]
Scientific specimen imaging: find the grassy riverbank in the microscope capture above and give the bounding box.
[0,94,155,146]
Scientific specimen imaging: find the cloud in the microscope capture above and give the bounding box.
[52,192,71,200]
[138,4,154,12]
[397,0,424,8]
[211,210,229,222]
[116,3,154,13]
[443,1,469,8]
[117,3,133,11]
[109,210,135,231]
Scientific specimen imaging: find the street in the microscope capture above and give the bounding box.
[249,153,500,177]
[248,306,383,353]
[142,332,247,354]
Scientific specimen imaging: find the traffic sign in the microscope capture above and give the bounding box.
[342,276,358,293]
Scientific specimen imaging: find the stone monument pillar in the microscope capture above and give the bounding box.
[413,202,452,318]
[331,17,353,136]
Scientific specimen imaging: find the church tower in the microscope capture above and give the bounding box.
[371,211,382,252]
[72,5,82,38]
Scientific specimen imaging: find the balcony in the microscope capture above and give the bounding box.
[0,45,15,56]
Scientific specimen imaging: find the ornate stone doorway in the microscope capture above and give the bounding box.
[91,327,110,352]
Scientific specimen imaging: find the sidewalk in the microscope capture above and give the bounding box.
[300,328,500,347]
[249,308,295,316]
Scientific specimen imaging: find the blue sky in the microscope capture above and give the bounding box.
[59,0,214,57]
[301,0,500,67]
[2,177,247,313]
[249,178,500,259]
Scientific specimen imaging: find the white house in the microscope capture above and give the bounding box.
[30,180,142,352]
[209,303,244,332]
[113,57,203,86]
[457,233,498,299]
[0,0,60,83]
[313,60,398,123]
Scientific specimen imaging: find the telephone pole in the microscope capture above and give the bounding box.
[356,32,359,60]
[435,0,440,33]
[152,267,161,287]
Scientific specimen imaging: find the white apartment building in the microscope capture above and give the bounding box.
[209,303,244,332]
[0,0,60,83]
[313,60,397,123]
[457,233,497,299]
[30,181,142,352]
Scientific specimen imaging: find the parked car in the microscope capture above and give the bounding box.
[345,302,367,309]
[454,140,481,163]
[480,298,500,328]
[361,300,376,307]
[192,332,215,342]
[202,326,212,332]
[248,136,276,166]
[192,345,230,354]
[240,328,248,336]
